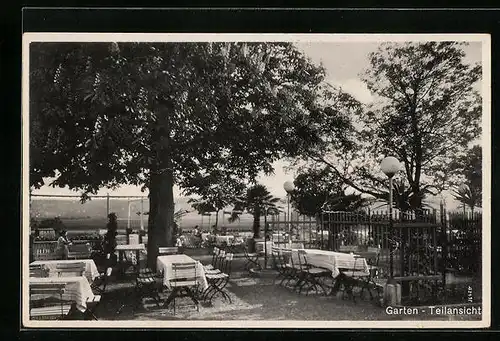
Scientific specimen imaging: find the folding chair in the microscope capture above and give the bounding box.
[158,246,179,255]
[203,253,233,304]
[341,257,371,303]
[204,250,226,275]
[55,263,86,277]
[164,262,200,315]
[29,283,73,320]
[296,250,330,295]
[30,264,49,278]
[203,247,220,271]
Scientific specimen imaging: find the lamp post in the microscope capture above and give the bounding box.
[458,184,469,218]
[381,156,401,278]
[284,181,295,245]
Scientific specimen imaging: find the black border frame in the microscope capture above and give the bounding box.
[5,5,499,339]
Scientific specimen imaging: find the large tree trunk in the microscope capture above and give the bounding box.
[253,208,261,238]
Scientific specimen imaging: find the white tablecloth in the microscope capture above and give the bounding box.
[156,254,208,290]
[31,259,100,283]
[215,235,235,245]
[30,276,96,312]
[279,248,365,278]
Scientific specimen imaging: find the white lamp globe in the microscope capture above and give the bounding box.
[283,181,295,193]
[380,156,401,178]
[458,184,470,193]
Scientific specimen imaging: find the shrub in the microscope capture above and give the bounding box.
[37,217,66,234]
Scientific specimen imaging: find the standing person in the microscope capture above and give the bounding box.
[56,230,72,260]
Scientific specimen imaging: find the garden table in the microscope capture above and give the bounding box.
[156,254,208,290]
[30,259,99,283]
[255,241,275,256]
[29,276,96,312]
[115,244,145,275]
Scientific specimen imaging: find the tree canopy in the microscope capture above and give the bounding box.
[299,42,482,210]
[29,41,355,267]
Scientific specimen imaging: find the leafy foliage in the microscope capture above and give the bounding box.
[229,184,281,238]
[300,42,482,209]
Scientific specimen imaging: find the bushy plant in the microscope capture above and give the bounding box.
[102,213,118,255]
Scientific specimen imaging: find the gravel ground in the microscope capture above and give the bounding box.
[80,256,481,322]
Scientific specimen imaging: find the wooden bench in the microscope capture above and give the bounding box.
[158,247,178,255]
[67,244,92,260]
[29,283,73,320]
[30,264,49,278]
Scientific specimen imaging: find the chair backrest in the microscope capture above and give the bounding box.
[211,247,219,265]
[355,251,379,266]
[158,246,178,255]
[255,242,265,254]
[223,253,234,275]
[30,282,66,297]
[338,245,359,253]
[56,262,86,277]
[171,262,197,286]
[297,249,308,269]
[30,264,49,278]
[290,243,304,249]
[281,249,293,267]
[34,249,57,261]
[128,234,140,245]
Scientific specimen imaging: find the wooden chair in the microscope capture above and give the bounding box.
[158,246,179,256]
[55,263,86,277]
[91,267,113,295]
[296,249,330,295]
[29,283,72,320]
[67,244,92,260]
[203,247,220,271]
[337,256,370,302]
[165,262,200,315]
[243,245,261,271]
[30,264,49,278]
[128,234,140,245]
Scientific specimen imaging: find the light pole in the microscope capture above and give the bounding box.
[284,181,295,245]
[381,156,401,278]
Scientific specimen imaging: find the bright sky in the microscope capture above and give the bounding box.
[32,40,484,208]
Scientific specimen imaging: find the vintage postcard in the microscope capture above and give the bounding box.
[22,32,491,328]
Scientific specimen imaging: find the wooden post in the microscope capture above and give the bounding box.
[106,193,110,218]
